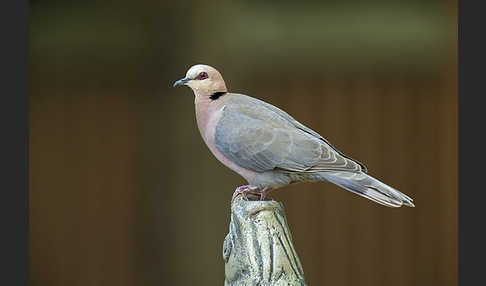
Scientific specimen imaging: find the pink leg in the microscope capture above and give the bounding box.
[259,187,270,201]
[231,185,260,203]
[232,185,250,203]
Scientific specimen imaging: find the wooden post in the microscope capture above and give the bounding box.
[223,195,307,286]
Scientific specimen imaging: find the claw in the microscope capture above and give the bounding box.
[231,185,261,204]
[259,187,270,201]
[231,185,250,204]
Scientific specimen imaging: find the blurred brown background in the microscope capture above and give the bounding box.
[30,0,457,285]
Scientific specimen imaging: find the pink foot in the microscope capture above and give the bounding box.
[231,185,261,204]
[232,185,250,203]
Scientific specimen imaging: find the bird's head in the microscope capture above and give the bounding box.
[173,64,228,97]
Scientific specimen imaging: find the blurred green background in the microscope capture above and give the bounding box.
[30,0,457,285]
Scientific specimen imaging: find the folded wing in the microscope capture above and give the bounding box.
[214,94,365,174]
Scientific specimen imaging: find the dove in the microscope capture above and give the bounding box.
[173,64,414,208]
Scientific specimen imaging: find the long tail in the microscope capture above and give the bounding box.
[319,172,414,208]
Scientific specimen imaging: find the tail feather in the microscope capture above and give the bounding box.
[319,172,415,208]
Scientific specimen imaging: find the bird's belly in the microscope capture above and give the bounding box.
[205,130,294,189]
[208,138,257,182]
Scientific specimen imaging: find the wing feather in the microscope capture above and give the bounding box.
[214,94,366,173]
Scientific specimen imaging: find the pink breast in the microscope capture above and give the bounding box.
[195,100,257,184]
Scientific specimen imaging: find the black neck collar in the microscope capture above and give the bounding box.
[209,91,227,101]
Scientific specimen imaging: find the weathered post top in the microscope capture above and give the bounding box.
[223,195,307,286]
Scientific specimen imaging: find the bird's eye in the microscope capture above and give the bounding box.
[196,72,208,80]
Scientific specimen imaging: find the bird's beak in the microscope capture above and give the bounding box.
[173,77,191,87]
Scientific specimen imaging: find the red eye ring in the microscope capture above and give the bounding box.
[196,72,208,80]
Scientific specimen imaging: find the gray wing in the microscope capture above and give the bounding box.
[254,95,368,172]
[214,94,366,173]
